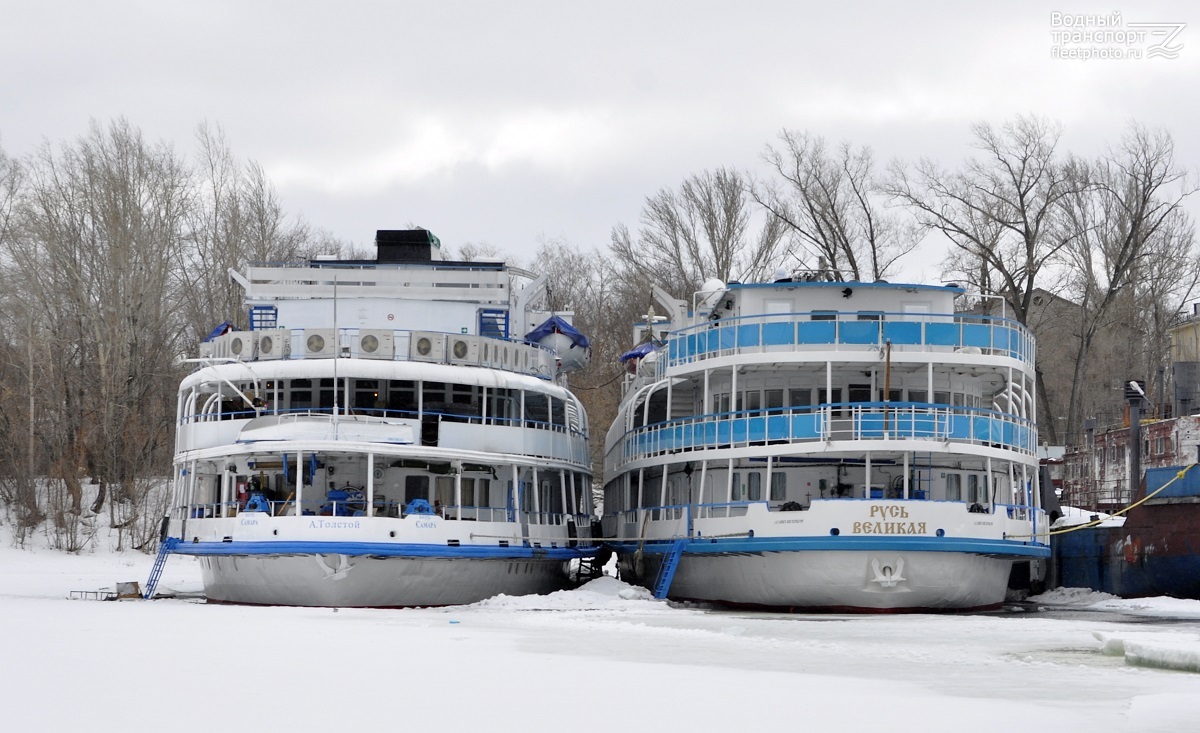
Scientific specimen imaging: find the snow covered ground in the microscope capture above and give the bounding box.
[5,526,1200,732]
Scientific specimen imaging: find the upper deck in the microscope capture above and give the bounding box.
[659,309,1034,373]
[630,280,1034,385]
[198,229,571,381]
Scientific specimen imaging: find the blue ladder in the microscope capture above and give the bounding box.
[652,539,688,599]
[143,537,180,599]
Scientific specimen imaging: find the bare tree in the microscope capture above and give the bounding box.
[0,142,44,538]
[756,131,918,280]
[450,241,501,262]
[532,238,632,489]
[887,116,1084,325]
[1058,126,1200,435]
[887,116,1088,440]
[611,167,788,305]
[0,139,18,244]
[6,118,190,525]
[177,123,312,340]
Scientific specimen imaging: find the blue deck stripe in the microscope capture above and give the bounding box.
[608,536,1049,558]
[170,540,597,560]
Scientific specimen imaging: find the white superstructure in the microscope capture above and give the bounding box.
[602,275,1049,611]
[163,230,596,607]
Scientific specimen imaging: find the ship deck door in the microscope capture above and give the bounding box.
[910,453,934,500]
[404,475,430,504]
[421,414,439,446]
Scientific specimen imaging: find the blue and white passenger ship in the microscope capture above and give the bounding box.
[602,273,1050,611]
[163,230,596,606]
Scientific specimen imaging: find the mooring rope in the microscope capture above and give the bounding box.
[1007,462,1197,539]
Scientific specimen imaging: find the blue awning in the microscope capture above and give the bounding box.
[619,342,658,362]
[203,321,233,342]
[525,315,590,350]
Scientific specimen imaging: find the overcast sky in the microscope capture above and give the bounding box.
[2,1,1196,281]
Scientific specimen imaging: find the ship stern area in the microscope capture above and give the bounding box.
[616,500,1048,612]
[168,513,595,607]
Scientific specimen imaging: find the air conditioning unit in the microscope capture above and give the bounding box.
[227,332,255,360]
[303,329,337,358]
[410,332,446,362]
[357,329,395,359]
[488,341,508,369]
[511,344,529,373]
[448,335,479,365]
[492,343,511,371]
[256,329,290,360]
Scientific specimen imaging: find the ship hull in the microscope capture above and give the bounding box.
[618,545,1016,612]
[1054,501,1200,600]
[191,551,572,607]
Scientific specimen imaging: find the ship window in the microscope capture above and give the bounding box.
[423,381,448,405]
[459,478,475,506]
[789,389,812,408]
[525,392,550,427]
[477,479,491,508]
[770,472,787,501]
[389,381,417,416]
[546,477,563,515]
[747,472,762,501]
[934,391,951,406]
[741,391,762,412]
[405,475,430,504]
[715,392,731,414]
[946,473,962,501]
[289,379,312,409]
[436,477,455,511]
[879,388,903,402]
[856,312,883,321]
[645,392,667,424]
[731,472,745,501]
[578,475,590,514]
[488,388,517,424]
[550,397,566,427]
[908,389,927,402]
[354,380,381,412]
[818,388,843,416]
[811,311,836,321]
[967,475,980,503]
[848,384,872,404]
[765,389,784,411]
[451,384,474,405]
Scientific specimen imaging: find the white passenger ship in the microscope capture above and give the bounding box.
[602,274,1050,611]
[162,230,596,607]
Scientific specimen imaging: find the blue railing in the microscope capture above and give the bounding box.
[620,402,1035,463]
[662,311,1034,371]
